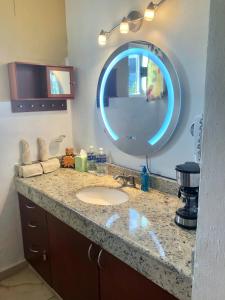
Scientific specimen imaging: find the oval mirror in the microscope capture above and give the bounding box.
[97,41,181,156]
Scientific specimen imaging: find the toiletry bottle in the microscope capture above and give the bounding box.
[141,166,150,192]
[96,148,107,176]
[75,149,87,172]
[87,145,96,174]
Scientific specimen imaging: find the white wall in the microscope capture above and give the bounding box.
[66,0,210,179]
[0,0,73,272]
[192,1,225,299]
[0,103,73,272]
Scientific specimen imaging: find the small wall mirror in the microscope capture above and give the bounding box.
[96,41,181,156]
[47,66,74,99]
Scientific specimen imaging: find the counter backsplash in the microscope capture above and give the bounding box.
[107,163,179,196]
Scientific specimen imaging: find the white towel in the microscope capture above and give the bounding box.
[18,163,43,178]
[40,158,60,174]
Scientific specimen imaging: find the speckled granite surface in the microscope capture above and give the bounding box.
[15,169,195,300]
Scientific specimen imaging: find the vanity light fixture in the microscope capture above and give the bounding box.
[120,17,130,34]
[98,0,166,46]
[98,30,107,46]
[144,2,156,21]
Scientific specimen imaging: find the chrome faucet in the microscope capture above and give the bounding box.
[114,175,136,188]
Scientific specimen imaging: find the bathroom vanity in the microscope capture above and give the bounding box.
[15,169,195,300]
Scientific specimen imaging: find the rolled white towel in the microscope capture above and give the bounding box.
[18,163,43,178]
[40,158,60,174]
[37,137,49,162]
[20,140,32,165]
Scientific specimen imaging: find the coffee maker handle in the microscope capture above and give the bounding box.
[178,187,181,198]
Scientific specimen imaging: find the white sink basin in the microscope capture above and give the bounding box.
[76,186,129,206]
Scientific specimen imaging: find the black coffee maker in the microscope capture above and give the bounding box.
[175,162,200,230]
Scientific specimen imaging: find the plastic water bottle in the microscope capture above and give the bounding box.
[87,146,96,174]
[96,148,107,176]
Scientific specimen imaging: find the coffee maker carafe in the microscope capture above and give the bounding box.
[175,162,200,230]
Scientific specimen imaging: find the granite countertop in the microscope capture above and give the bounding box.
[15,168,195,300]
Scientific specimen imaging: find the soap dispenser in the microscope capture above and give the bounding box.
[141,166,150,192]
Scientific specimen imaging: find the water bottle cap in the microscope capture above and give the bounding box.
[141,166,147,173]
[99,148,104,154]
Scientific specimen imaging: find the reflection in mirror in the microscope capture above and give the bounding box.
[97,41,181,156]
[127,53,166,100]
[50,70,71,95]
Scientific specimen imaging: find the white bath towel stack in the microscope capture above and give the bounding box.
[18,163,43,178]
[17,138,61,178]
[40,158,60,174]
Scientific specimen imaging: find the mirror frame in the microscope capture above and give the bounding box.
[46,66,75,99]
[96,41,181,155]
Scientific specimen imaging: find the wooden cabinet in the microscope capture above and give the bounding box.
[8,62,75,112]
[48,213,99,300]
[46,66,74,99]
[18,194,178,300]
[18,194,51,286]
[8,63,47,100]
[99,250,177,300]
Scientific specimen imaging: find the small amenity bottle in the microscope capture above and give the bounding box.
[141,166,150,192]
[87,145,96,174]
[75,149,88,172]
[96,148,107,176]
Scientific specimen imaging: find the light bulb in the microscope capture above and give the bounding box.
[144,2,155,21]
[120,17,129,34]
[98,30,107,46]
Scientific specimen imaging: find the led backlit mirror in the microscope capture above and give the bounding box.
[97,41,181,155]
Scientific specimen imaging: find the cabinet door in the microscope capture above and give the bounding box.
[46,66,75,99]
[18,194,51,285]
[47,213,99,300]
[99,250,178,300]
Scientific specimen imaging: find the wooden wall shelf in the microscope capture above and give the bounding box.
[8,62,75,113]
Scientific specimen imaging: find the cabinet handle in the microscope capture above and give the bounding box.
[97,249,104,269]
[29,247,39,254]
[25,204,35,209]
[29,248,47,262]
[88,244,93,262]
[42,250,47,262]
[27,223,38,228]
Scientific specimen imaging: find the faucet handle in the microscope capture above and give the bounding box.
[113,174,126,185]
[126,176,136,188]
[113,174,136,188]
